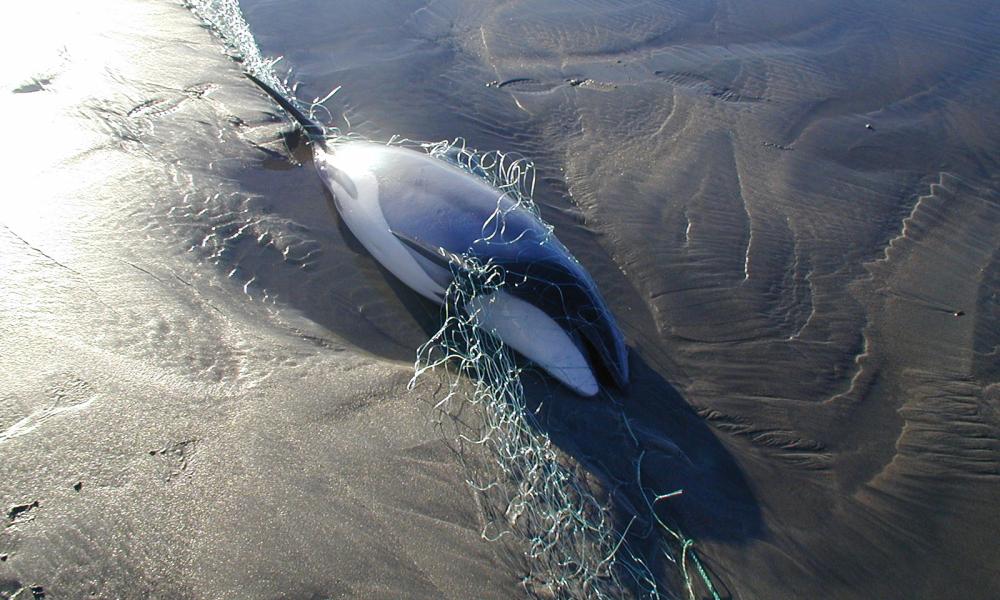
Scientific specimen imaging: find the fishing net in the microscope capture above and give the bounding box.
[408,144,719,600]
[186,1,721,598]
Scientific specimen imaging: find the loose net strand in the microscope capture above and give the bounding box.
[186,2,722,598]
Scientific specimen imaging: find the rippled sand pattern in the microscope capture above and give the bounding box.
[1,0,997,598]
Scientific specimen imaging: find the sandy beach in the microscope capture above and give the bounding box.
[1,0,998,598]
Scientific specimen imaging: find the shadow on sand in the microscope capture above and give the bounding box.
[520,353,761,596]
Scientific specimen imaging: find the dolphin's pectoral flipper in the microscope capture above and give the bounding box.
[390,230,471,273]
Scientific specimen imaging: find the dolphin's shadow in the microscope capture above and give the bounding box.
[523,357,761,542]
[517,354,761,594]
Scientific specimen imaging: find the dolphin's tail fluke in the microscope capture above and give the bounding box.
[245,72,327,146]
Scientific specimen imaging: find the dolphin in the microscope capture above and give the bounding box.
[246,73,628,396]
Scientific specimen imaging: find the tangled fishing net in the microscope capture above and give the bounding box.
[408,145,719,600]
[187,1,721,598]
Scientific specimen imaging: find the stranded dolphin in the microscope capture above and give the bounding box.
[246,73,628,396]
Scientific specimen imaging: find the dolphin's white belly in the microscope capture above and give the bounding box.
[314,143,599,396]
[466,292,598,396]
[315,144,446,302]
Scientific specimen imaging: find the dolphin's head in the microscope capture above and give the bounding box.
[473,239,630,392]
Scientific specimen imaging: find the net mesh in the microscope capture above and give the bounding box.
[186,1,722,598]
[408,145,719,600]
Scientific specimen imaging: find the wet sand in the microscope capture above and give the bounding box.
[2,0,999,598]
[0,2,520,598]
